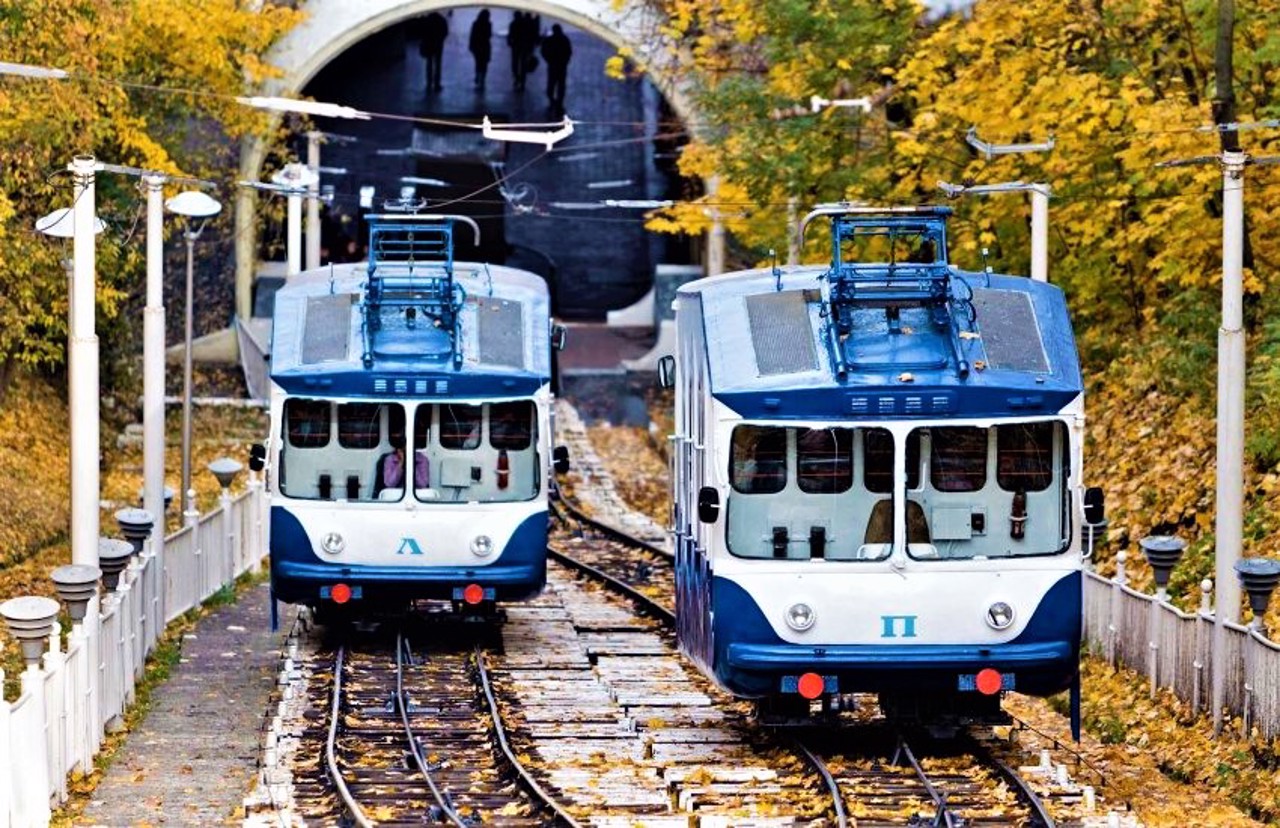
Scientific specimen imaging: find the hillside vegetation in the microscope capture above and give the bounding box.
[645,0,1280,620]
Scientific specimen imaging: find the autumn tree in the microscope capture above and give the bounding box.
[0,0,299,395]
[644,0,918,256]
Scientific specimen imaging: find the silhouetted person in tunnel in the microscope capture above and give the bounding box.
[421,11,449,93]
[541,24,571,109]
[469,10,492,89]
[508,11,535,91]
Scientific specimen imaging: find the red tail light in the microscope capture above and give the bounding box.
[797,672,825,700]
[496,449,510,490]
[462,583,485,605]
[976,668,1002,695]
[331,583,352,604]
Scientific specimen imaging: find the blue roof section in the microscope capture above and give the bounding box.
[680,267,1082,420]
[270,261,552,399]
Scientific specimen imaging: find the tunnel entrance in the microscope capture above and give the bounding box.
[294,7,694,320]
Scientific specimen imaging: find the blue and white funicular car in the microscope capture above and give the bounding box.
[668,204,1091,729]
[262,213,563,621]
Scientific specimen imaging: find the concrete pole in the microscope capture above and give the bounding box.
[142,176,167,593]
[787,196,800,266]
[69,155,100,567]
[286,189,302,276]
[181,230,196,515]
[306,133,322,271]
[1030,185,1050,282]
[1213,149,1247,735]
[234,182,257,321]
[707,175,725,277]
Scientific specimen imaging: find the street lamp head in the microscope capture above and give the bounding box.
[165,190,222,219]
[35,208,105,239]
[207,457,243,490]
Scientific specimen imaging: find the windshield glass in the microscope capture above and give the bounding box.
[724,421,1066,561]
[277,398,539,503]
[727,425,917,561]
[906,421,1068,559]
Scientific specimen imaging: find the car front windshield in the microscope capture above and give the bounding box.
[723,420,1068,561]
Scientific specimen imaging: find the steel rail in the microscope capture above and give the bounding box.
[396,635,468,828]
[987,753,1056,828]
[555,494,673,561]
[792,739,849,828]
[473,646,585,828]
[552,514,851,826]
[897,737,958,828]
[547,542,675,627]
[964,734,1057,828]
[324,646,373,828]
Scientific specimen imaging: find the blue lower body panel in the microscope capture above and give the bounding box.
[270,508,547,606]
[708,572,1081,699]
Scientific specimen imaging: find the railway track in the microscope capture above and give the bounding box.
[551,497,675,618]
[293,624,577,826]
[796,726,1060,827]
[267,487,1092,826]
[551,493,1077,827]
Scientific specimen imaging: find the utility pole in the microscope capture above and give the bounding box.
[306,133,322,271]
[787,196,801,266]
[1213,0,1239,154]
[35,157,104,568]
[1214,149,1246,737]
[707,175,725,276]
[270,163,320,277]
[70,156,100,568]
[142,174,167,596]
[1158,146,1280,735]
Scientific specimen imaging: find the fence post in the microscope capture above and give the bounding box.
[1148,595,1161,699]
[1194,578,1213,714]
[1107,551,1127,664]
[42,628,66,805]
[208,458,243,582]
[85,593,102,756]
[18,667,52,826]
[0,667,10,828]
[0,596,59,827]
[252,471,269,563]
[115,562,137,704]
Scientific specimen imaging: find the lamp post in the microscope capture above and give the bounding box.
[35,161,107,568]
[164,191,222,517]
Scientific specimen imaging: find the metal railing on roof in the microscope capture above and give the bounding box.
[360,214,480,369]
[797,204,969,378]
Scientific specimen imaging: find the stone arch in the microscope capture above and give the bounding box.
[234,0,696,318]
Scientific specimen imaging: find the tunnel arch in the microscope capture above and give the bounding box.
[234,0,697,317]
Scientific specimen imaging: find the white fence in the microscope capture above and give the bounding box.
[0,480,267,828]
[1084,558,1280,738]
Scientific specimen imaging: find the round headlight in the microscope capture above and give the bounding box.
[785,602,815,631]
[471,534,494,557]
[321,532,345,555]
[986,601,1015,630]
